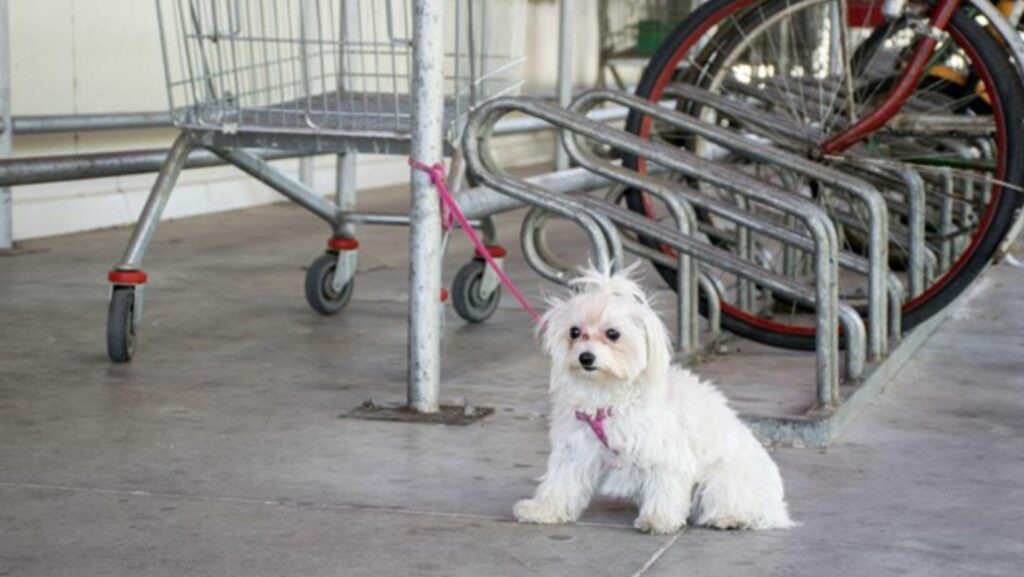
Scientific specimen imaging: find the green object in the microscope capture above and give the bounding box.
[636,19,675,55]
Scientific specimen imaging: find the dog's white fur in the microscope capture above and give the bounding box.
[514,266,794,534]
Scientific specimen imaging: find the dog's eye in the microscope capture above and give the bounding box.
[569,327,581,340]
[606,328,620,342]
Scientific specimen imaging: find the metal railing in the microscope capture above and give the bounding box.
[463,92,885,407]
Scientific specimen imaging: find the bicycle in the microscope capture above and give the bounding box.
[623,0,1024,350]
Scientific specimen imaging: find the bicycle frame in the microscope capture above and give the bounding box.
[821,0,1024,154]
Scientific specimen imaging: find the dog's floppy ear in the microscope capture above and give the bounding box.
[538,296,571,392]
[636,305,671,386]
[537,295,566,354]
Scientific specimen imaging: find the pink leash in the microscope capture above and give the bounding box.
[408,159,543,324]
[411,160,616,453]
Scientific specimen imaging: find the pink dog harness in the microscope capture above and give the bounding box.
[575,408,618,454]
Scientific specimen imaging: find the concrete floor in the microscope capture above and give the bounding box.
[1,183,1023,576]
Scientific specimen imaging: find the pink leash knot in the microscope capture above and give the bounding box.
[408,158,542,324]
[575,408,617,454]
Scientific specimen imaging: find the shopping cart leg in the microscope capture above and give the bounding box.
[447,149,505,325]
[335,152,357,237]
[107,133,193,362]
[311,152,359,316]
[207,146,356,315]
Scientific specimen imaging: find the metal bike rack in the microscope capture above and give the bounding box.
[520,168,703,355]
[464,95,872,409]
[460,76,1004,445]
[575,88,900,361]
[663,84,937,307]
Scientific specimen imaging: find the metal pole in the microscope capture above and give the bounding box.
[335,152,357,237]
[554,0,574,170]
[12,111,172,134]
[117,134,193,269]
[495,105,627,135]
[407,0,445,413]
[0,0,12,249]
[299,157,316,191]
[900,169,926,297]
[210,147,339,225]
[10,105,628,136]
[0,147,305,187]
[939,169,954,271]
[336,0,358,239]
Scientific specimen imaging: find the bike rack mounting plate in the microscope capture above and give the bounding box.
[340,399,494,426]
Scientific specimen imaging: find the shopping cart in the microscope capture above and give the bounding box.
[106,0,526,366]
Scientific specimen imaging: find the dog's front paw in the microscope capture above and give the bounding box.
[513,499,573,525]
[634,513,686,535]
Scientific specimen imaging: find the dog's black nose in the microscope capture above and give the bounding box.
[579,352,596,367]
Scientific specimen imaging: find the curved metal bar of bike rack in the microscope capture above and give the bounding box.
[898,168,928,298]
[590,191,701,355]
[618,231,724,341]
[464,96,857,406]
[478,114,627,275]
[573,129,885,379]
[571,111,901,360]
[663,83,922,330]
[520,210,569,286]
[829,163,937,298]
[590,193,864,408]
[520,207,576,285]
[698,271,724,341]
[601,185,702,353]
[649,85,892,359]
[604,185,726,343]
[511,96,854,388]
[533,214,567,275]
[464,104,617,278]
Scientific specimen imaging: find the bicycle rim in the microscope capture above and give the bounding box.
[625,0,1024,349]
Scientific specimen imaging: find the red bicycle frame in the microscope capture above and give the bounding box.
[820,0,965,154]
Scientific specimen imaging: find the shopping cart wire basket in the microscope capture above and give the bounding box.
[157,0,526,153]
[105,0,527,364]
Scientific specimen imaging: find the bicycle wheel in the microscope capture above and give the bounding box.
[624,0,1024,350]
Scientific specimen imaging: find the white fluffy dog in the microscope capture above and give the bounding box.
[514,267,793,534]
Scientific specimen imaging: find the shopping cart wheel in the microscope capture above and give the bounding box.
[107,286,136,363]
[305,252,354,315]
[452,260,501,324]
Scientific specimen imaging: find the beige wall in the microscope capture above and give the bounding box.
[6,0,606,241]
